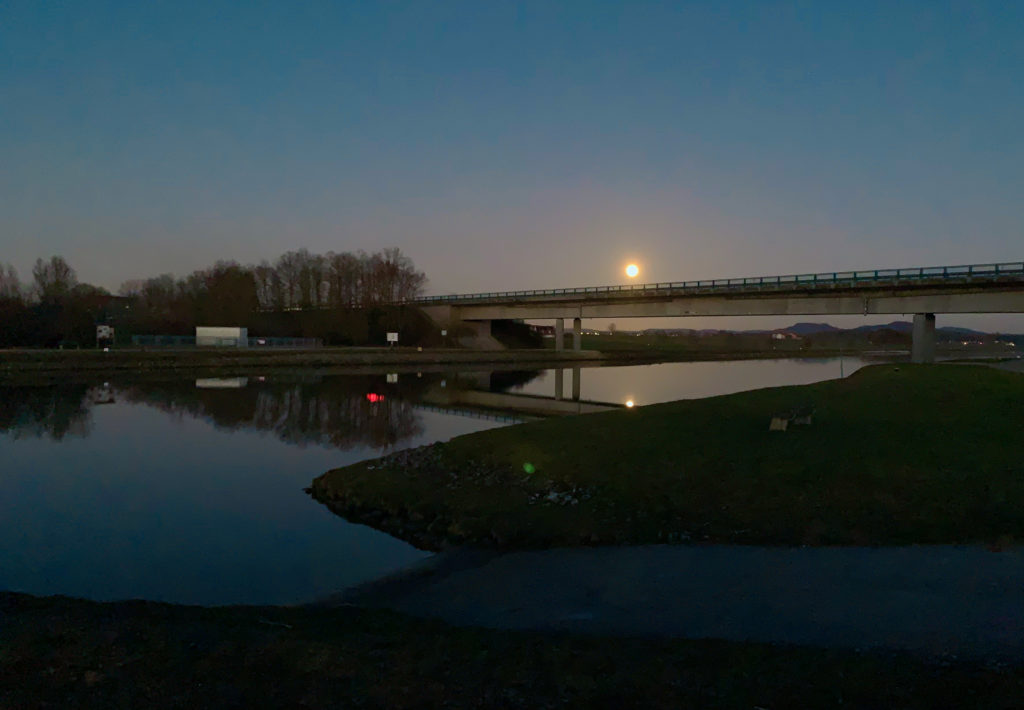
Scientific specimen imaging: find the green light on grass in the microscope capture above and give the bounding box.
[523,462,536,474]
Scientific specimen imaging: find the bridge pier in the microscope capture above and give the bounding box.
[911,313,936,364]
[554,368,564,400]
[573,317,582,351]
[555,318,564,351]
[571,366,580,401]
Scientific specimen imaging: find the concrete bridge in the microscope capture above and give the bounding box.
[415,261,1024,363]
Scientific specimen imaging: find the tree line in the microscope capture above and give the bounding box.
[0,248,429,347]
[119,247,426,315]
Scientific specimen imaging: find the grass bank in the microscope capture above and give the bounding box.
[0,347,602,383]
[312,364,1024,549]
[3,592,1021,709]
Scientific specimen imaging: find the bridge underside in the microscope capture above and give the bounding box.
[422,286,1024,364]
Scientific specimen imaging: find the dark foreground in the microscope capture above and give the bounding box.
[2,592,1022,709]
[340,544,1024,660]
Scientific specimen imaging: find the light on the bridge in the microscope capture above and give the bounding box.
[625,264,639,278]
[625,399,635,408]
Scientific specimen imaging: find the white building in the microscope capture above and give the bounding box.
[196,326,248,348]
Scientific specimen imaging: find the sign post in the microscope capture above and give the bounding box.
[386,332,399,347]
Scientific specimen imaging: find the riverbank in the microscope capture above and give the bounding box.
[0,345,923,385]
[3,591,1022,709]
[0,347,604,383]
[312,364,1024,550]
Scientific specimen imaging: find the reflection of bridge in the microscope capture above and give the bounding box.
[420,367,622,419]
[413,403,532,425]
[417,261,1024,363]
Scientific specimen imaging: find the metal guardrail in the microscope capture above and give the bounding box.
[407,261,1024,306]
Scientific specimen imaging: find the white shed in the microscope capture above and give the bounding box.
[196,326,248,348]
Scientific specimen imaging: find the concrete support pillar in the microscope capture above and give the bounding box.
[555,318,564,352]
[572,317,582,351]
[911,313,936,364]
[554,369,564,400]
[571,366,581,401]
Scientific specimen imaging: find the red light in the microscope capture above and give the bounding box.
[366,393,385,403]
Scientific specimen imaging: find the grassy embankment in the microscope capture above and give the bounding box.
[4,592,1023,709]
[0,347,602,383]
[313,364,1024,549]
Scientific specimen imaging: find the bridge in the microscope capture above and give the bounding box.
[414,261,1024,363]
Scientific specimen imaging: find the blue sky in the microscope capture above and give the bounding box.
[2,1,1022,329]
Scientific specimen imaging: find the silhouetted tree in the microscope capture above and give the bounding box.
[32,256,77,303]
[12,248,429,346]
[195,261,259,324]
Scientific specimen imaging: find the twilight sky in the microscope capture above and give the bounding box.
[2,1,1022,330]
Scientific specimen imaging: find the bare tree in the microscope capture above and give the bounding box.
[118,279,145,298]
[275,251,304,309]
[325,251,360,308]
[0,263,22,301]
[253,261,279,310]
[297,251,326,308]
[32,256,78,302]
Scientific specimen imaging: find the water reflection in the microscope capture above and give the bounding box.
[0,357,878,605]
[0,383,95,440]
[0,371,550,451]
[0,360,881,446]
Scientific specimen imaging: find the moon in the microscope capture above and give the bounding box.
[625,263,639,278]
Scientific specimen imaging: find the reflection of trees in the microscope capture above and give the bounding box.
[115,376,430,452]
[0,370,546,448]
[0,384,93,440]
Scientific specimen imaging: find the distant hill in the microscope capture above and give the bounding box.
[783,322,841,335]
[636,322,998,338]
[937,325,989,336]
[849,321,913,334]
[846,321,988,336]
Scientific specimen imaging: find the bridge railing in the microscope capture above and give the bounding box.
[408,261,1024,305]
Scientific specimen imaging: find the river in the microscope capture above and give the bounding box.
[0,356,876,605]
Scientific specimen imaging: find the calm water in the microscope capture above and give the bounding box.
[0,357,875,605]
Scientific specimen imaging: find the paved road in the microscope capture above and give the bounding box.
[338,544,1024,660]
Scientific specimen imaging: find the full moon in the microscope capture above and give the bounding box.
[625,263,639,278]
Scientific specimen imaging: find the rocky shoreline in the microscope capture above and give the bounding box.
[309,443,606,551]
[309,443,526,551]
